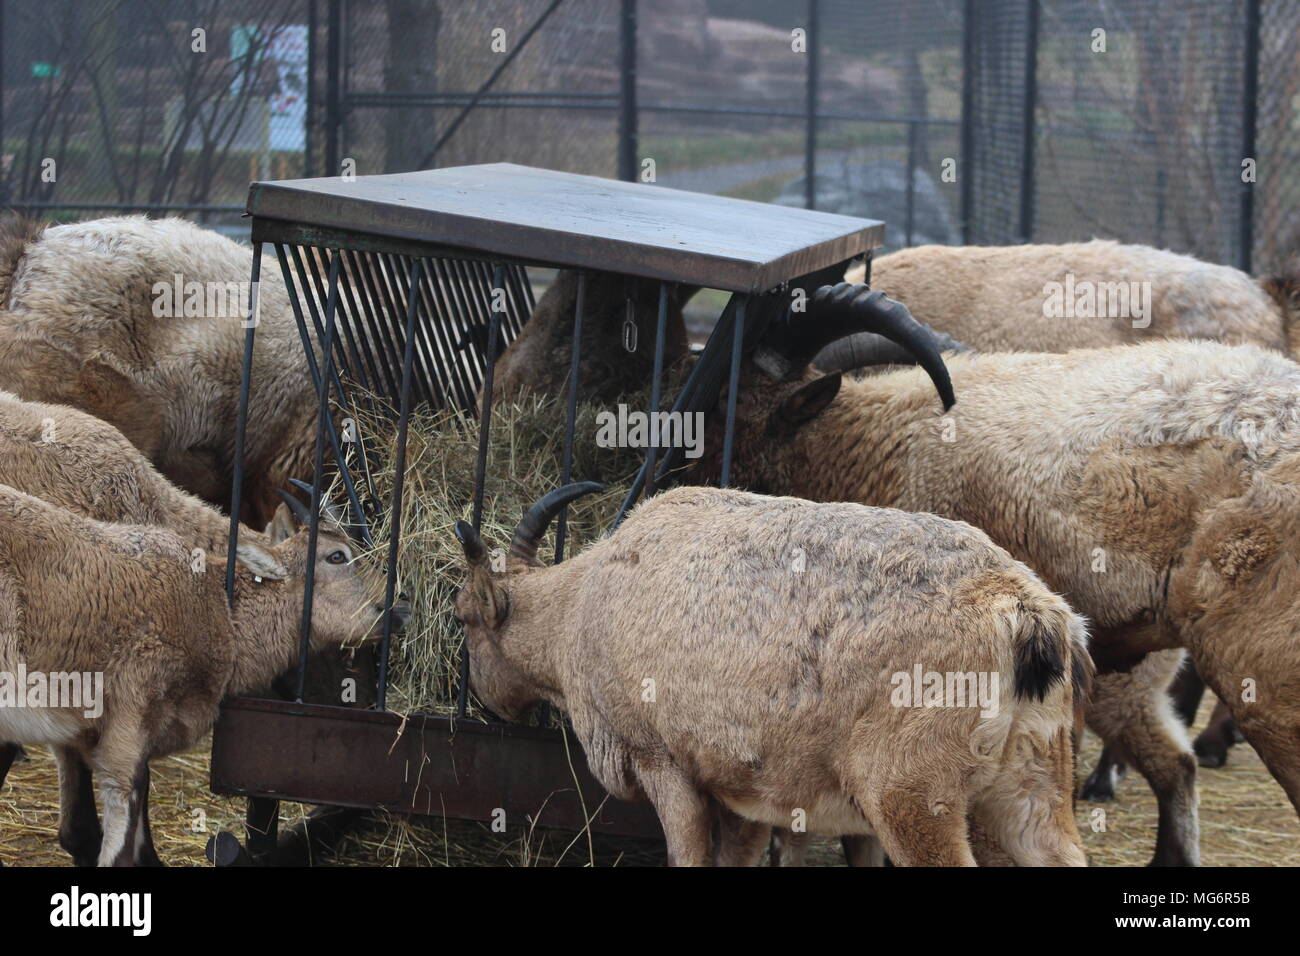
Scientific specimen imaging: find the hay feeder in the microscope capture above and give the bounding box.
[209,162,884,863]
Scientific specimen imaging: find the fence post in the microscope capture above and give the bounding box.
[305,0,317,177]
[618,0,638,182]
[1019,0,1039,242]
[803,0,820,210]
[325,0,343,176]
[959,0,975,243]
[1239,0,1260,273]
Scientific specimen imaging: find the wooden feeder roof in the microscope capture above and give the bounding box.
[246,162,884,294]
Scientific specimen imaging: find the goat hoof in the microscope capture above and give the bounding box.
[1194,739,1229,768]
[1079,769,1117,803]
[60,831,103,868]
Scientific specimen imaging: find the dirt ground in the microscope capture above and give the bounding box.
[2,696,1297,866]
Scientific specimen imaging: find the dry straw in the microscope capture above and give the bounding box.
[348,388,647,717]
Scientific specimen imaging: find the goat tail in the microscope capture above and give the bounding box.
[1010,597,1092,708]
[1259,259,1300,360]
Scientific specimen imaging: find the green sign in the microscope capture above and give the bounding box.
[31,62,61,78]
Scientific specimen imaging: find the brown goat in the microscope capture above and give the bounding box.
[0,214,324,527]
[0,483,406,866]
[835,241,1300,359]
[698,286,1300,864]
[491,269,694,404]
[455,483,1090,866]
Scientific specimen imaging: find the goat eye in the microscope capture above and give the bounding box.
[326,550,348,565]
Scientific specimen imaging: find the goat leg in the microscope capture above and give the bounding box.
[55,747,103,867]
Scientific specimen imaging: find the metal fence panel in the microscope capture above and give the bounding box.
[0,0,1294,271]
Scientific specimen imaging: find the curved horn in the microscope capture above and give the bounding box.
[805,284,956,411]
[509,482,604,566]
[813,324,972,375]
[455,520,489,567]
[288,477,371,544]
[277,488,313,526]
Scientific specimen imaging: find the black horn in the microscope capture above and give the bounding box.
[800,283,956,411]
[277,488,313,526]
[509,482,603,566]
[813,324,972,375]
[287,477,371,545]
[454,520,489,567]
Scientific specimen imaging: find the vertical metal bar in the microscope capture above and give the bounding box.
[279,245,371,541]
[0,1,6,184]
[459,264,504,718]
[325,0,342,175]
[225,244,263,603]
[905,120,918,247]
[719,297,747,488]
[644,282,669,497]
[1239,0,1260,273]
[305,0,317,178]
[617,0,638,182]
[441,259,490,400]
[1018,0,1039,242]
[245,797,279,866]
[412,257,474,409]
[399,254,451,406]
[803,0,819,210]
[333,256,383,394]
[295,254,341,702]
[553,272,586,563]
[376,259,423,711]
[373,252,437,408]
[960,0,975,244]
[406,256,462,408]
[343,250,400,399]
[297,244,355,384]
[471,266,505,528]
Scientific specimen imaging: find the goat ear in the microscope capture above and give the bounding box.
[268,502,299,544]
[774,374,842,432]
[236,542,289,581]
[470,566,509,629]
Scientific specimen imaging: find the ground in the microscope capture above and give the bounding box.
[2,696,1297,866]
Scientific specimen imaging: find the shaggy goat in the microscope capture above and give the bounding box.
[491,270,695,404]
[836,241,1299,357]
[0,214,326,526]
[838,247,1273,803]
[454,483,1090,866]
[700,283,1300,864]
[0,389,269,553]
[0,484,405,866]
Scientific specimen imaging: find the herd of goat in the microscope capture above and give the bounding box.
[0,210,1297,866]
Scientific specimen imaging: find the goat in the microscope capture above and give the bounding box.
[0,483,407,866]
[699,282,1300,864]
[838,241,1300,358]
[0,214,324,527]
[0,389,268,554]
[838,247,1269,803]
[454,483,1090,866]
[491,270,695,404]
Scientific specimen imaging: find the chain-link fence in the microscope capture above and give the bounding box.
[1,0,1295,270]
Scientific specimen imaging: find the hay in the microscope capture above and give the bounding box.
[349,389,648,717]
